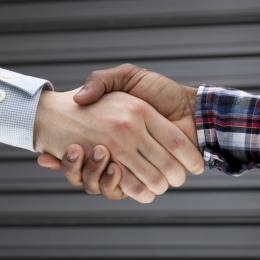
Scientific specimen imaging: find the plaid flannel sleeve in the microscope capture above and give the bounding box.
[196,85,260,176]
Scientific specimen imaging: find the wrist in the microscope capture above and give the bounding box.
[177,85,199,148]
[34,90,54,153]
[34,90,74,158]
[183,85,198,121]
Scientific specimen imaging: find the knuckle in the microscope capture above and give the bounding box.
[117,118,133,131]
[120,64,142,85]
[131,183,147,198]
[67,178,81,187]
[169,134,185,152]
[125,180,155,204]
[104,194,115,201]
[106,138,124,157]
[110,116,135,134]
[62,168,82,187]
[83,184,94,194]
[129,100,147,115]
[87,70,103,81]
[149,175,168,195]
[120,63,139,74]
[82,166,103,194]
[162,161,176,178]
[83,182,99,195]
[103,191,120,201]
[105,137,118,150]
[86,69,114,92]
[163,162,186,188]
[100,182,110,194]
[120,63,138,69]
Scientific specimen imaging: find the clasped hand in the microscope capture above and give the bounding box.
[36,64,204,203]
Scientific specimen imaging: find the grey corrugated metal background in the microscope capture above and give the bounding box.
[0,0,260,259]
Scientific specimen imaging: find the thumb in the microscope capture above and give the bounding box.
[38,152,61,170]
[73,63,145,105]
[73,80,106,106]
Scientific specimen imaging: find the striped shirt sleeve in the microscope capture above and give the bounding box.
[196,85,260,176]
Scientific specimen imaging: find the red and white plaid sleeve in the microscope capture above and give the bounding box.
[196,85,260,176]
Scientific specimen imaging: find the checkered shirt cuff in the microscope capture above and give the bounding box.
[196,85,260,176]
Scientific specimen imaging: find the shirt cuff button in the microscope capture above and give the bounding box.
[0,90,6,102]
[0,72,12,79]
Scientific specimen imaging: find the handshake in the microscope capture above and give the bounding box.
[36,64,204,203]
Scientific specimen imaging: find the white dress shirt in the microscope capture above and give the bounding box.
[0,68,53,152]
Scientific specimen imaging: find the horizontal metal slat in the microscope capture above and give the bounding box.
[1,0,260,33]
[1,190,260,226]
[1,24,260,64]
[1,226,260,258]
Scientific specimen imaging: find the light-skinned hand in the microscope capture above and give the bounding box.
[35,85,203,203]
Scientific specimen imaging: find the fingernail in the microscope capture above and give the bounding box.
[75,88,87,97]
[107,165,114,176]
[93,149,104,161]
[67,149,79,161]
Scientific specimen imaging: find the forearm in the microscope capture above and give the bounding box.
[196,84,260,176]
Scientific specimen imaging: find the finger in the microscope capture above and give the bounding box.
[37,153,61,170]
[82,145,111,195]
[73,64,145,105]
[120,151,169,195]
[137,133,186,187]
[145,107,204,175]
[61,144,86,186]
[118,163,156,204]
[100,163,127,200]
